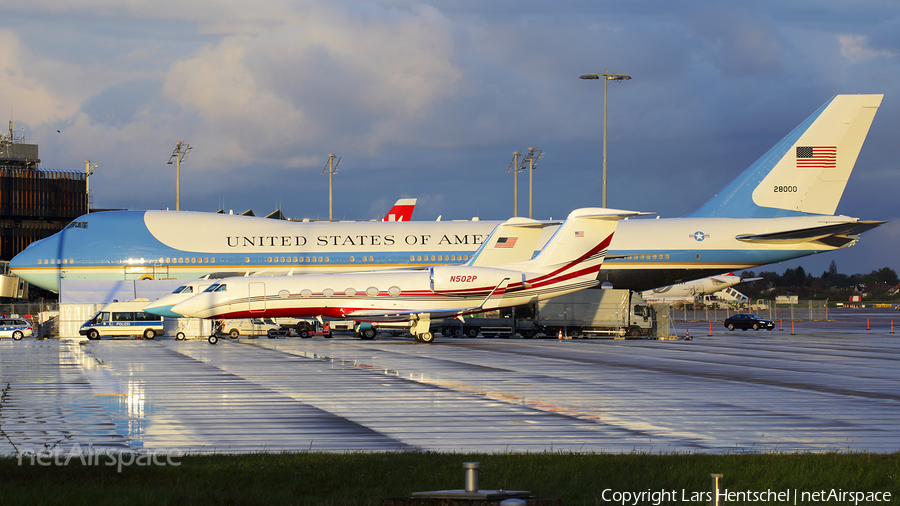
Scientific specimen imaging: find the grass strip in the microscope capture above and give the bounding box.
[0,451,897,505]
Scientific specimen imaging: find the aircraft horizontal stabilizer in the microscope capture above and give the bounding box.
[736,221,885,247]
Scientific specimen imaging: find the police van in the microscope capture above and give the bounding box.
[80,300,164,340]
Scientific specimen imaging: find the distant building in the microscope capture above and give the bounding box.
[0,120,87,262]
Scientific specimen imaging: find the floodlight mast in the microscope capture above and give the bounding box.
[580,70,631,208]
[166,141,192,211]
[322,153,341,221]
[84,159,97,210]
[520,147,542,219]
[506,151,522,217]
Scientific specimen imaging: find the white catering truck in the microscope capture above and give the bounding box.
[429,289,654,338]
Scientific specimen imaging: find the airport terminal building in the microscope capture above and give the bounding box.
[0,123,87,262]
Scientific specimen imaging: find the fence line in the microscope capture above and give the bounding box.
[668,300,829,322]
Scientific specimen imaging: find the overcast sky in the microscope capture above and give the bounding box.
[2,0,898,276]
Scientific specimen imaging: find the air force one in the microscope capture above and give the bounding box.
[167,208,635,344]
[10,94,885,293]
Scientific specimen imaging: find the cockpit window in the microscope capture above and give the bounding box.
[64,221,88,230]
[214,284,227,292]
[173,286,193,294]
[202,284,220,292]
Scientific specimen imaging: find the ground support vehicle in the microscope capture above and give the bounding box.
[426,289,654,338]
[532,289,653,338]
[79,300,164,340]
[269,318,335,339]
[644,294,724,310]
[216,318,280,339]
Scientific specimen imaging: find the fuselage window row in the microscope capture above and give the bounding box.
[622,254,670,261]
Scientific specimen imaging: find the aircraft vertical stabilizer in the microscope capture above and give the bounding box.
[467,217,556,267]
[383,198,417,221]
[687,94,882,219]
[510,208,638,276]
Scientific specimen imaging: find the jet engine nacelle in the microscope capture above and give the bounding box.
[429,265,524,295]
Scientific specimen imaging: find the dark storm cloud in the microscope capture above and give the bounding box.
[2,0,899,274]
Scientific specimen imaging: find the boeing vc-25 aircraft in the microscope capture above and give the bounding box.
[169,208,633,344]
[10,94,884,293]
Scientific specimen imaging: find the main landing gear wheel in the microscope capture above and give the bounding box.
[208,335,218,345]
[419,332,435,344]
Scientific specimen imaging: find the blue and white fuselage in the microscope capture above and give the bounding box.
[10,94,886,293]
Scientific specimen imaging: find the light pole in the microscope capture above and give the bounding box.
[580,70,631,208]
[84,159,97,210]
[322,153,341,221]
[507,151,522,217]
[521,147,542,219]
[167,141,192,211]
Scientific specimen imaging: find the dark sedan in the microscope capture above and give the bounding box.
[723,313,774,331]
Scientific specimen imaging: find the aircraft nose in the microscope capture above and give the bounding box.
[143,301,183,318]
[171,294,213,319]
[9,234,64,293]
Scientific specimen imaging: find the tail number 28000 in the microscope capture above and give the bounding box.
[774,185,798,192]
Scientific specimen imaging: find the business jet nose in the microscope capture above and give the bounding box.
[171,294,214,319]
[9,234,65,293]
[143,301,184,318]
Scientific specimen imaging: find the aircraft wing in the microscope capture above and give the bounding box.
[343,277,514,322]
[735,221,885,247]
[343,306,483,322]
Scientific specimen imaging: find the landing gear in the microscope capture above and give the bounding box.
[410,315,435,344]
[208,335,218,345]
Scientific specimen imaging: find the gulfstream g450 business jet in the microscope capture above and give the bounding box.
[11,94,884,293]
[169,208,636,344]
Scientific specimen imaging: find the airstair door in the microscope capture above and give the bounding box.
[249,282,266,312]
